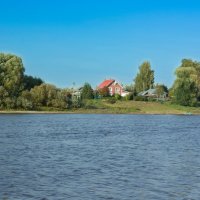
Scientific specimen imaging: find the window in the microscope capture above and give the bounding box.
[115,87,120,93]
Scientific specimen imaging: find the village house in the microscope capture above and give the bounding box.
[98,79,129,97]
[71,87,82,99]
[138,88,168,101]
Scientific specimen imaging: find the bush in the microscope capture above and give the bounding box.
[148,97,157,102]
[114,94,121,100]
[106,98,116,104]
[98,87,110,97]
[16,90,35,110]
[3,97,16,109]
[17,96,34,110]
[72,98,82,108]
[134,96,148,101]
[124,92,134,100]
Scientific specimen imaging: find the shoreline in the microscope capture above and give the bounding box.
[1,101,199,115]
[0,110,197,115]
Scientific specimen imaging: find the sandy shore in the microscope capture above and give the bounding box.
[0,110,197,115]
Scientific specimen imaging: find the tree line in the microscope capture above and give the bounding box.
[0,53,73,110]
[131,59,200,106]
[0,52,199,110]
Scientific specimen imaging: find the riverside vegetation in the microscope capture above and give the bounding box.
[1,53,200,114]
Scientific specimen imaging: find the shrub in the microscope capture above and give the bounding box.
[106,98,116,104]
[114,94,121,100]
[98,87,110,97]
[125,92,134,100]
[134,96,148,101]
[72,98,82,108]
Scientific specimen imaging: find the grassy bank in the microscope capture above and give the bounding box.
[1,99,200,114]
[77,99,200,114]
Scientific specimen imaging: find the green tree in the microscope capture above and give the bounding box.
[98,87,110,97]
[155,84,168,99]
[124,84,135,92]
[17,90,35,110]
[23,75,43,91]
[30,84,72,109]
[30,83,58,107]
[134,61,154,93]
[0,86,9,108]
[0,53,25,108]
[124,84,137,99]
[53,89,72,109]
[172,59,199,106]
[72,97,82,108]
[81,83,94,99]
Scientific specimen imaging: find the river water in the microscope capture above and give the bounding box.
[0,114,200,200]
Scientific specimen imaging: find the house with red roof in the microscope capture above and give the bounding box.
[98,79,129,96]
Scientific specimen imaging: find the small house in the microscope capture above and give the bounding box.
[98,79,129,97]
[72,87,83,100]
[138,88,167,100]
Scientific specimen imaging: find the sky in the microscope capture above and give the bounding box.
[0,0,200,88]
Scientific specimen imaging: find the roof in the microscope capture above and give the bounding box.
[138,88,167,96]
[98,79,115,89]
[138,89,157,96]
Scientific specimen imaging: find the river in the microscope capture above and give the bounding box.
[0,114,200,199]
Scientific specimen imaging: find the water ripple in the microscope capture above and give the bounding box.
[1,114,200,199]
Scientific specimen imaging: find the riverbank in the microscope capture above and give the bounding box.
[1,100,200,115]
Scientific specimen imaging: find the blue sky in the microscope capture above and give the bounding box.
[1,0,200,88]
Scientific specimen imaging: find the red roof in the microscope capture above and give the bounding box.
[98,79,115,89]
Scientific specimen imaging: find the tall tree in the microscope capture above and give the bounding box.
[0,53,25,108]
[81,83,94,99]
[134,61,154,93]
[172,59,199,106]
[0,53,24,95]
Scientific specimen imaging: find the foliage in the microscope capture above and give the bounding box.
[0,86,9,108]
[134,61,154,94]
[124,84,136,100]
[155,84,168,98]
[134,96,148,101]
[2,52,200,110]
[172,59,200,106]
[30,84,72,109]
[155,84,168,93]
[106,97,116,104]
[0,53,45,109]
[82,99,97,109]
[16,90,35,110]
[124,92,134,100]
[81,83,94,99]
[0,53,75,110]
[52,89,72,109]
[93,90,100,99]
[30,84,56,106]
[114,93,121,100]
[23,75,43,91]
[72,97,82,108]
[0,53,25,108]
[124,84,135,92]
[98,86,110,97]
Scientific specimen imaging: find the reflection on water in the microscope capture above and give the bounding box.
[1,114,200,200]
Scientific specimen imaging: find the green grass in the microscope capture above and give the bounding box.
[1,99,200,114]
[76,99,200,114]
